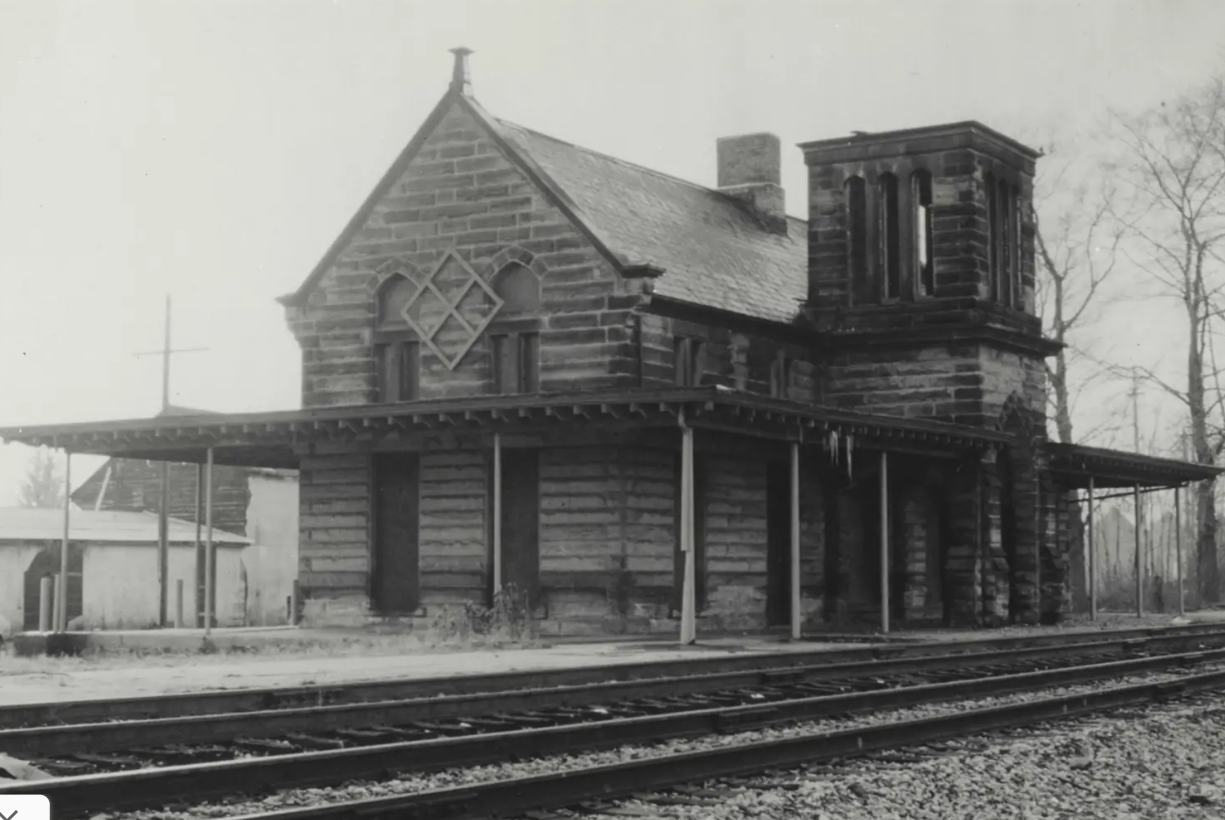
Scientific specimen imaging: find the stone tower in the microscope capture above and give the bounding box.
[801,122,1057,430]
[801,123,1062,625]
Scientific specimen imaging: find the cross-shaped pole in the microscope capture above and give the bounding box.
[133,294,208,626]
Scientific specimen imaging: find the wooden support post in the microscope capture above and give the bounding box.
[1134,483,1143,618]
[58,452,72,633]
[1175,485,1184,617]
[879,449,889,635]
[175,579,184,628]
[158,461,170,628]
[195,463,203,628]
[38,576,52,632]
[1087,478,1096,622]
[679,421,696,645]
[493,432,503,594]
[789,441,801,641]
[205,447,215,638]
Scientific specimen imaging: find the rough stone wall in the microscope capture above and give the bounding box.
[419,449,487,609]
[297,450,372,626]
[806,149,1037,312]
[944,459,983,625]
[1039,475,1072,623]
[638,313,820,401]
[701,454,767,629]
[284,101,642,408]
[900,481,930,621]
[821,343,1046,430]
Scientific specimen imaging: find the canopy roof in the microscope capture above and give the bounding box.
[0,387,1008,469]
[1045,442,1222,489]
[2,389,1216,489]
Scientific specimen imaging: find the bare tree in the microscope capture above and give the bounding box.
[1034,170,1124,444]
[17,446,64,509]
[1033,145,1124,612]
[1111,74,1225,606]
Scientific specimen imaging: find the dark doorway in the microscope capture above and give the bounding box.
[999,450,1020,621]
[499,449,540,607]
[23,545,83,630]
[925,483,948,623]
[195,540,217,628]
[766,461,792,627]
[672,452,707,615]
[374,453,420,614]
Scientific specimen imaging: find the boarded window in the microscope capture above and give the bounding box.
[878,173,900,301]
[769,353,790,399]
[673,337,705,387]
[376,341,419,402]
[845,176,869,304]
[494,333,539,394]
[912,169,935,297]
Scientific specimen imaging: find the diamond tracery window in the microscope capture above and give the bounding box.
[401,252,503,370]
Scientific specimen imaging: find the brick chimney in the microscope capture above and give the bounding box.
[717,133,787,233]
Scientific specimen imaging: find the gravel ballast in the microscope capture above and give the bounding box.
[581,695,1225,819]
[84,667,1223,820]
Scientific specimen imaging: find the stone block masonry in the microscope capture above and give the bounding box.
[285,102,641,408]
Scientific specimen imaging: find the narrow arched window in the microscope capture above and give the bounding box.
[377,274,416,329]
[998,178,1013,308]
[1011,184,1022,309]
[845,176,869,304]
[878,173,900,301]
[490,263,541,393]
[374,273,420,402]
[985,171,999,301]
[911,170,935,297]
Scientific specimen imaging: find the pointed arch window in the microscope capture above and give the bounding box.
[878,172,901,301]
[1011,183,1022,309]
[998,178,1014,308]
[911,169,935,297]
[845,176,870,304]
[490,262,541,394]
[985,171,999,302]
[374,273,420,402]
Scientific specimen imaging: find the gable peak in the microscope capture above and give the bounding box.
[449,47,474,97]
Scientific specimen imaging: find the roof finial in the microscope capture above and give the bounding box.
[449,47,474,96]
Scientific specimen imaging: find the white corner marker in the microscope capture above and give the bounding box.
[0,795,51,820]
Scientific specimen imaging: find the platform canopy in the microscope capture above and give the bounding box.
[1045,441,1223,489]
[0,386,1012,469]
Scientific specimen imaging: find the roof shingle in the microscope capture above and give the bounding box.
[497,121,808,324]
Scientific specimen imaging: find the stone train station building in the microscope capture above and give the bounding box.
[4,51,1218,638]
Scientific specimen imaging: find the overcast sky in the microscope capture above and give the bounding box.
[1,0,1223,503]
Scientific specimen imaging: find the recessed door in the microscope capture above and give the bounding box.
[374,453,420,614]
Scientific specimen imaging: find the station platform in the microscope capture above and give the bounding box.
[0,611,1217,708]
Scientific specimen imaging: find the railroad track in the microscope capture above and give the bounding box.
[209,665,1225,820]
[6,622,1224,730]
[5,627,1225,818]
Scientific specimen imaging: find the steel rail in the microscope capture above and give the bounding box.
[210,665,1225,820]
[7,647,1224,818]
[2,628,1221,758]
[4,622,1223,730]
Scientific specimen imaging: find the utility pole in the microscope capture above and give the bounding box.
[134,294,208,627]
[1132,367,1144,617]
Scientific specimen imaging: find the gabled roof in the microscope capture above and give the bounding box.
[0,508,248,545]
[280,60,808,325]
[496,122,808,324]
